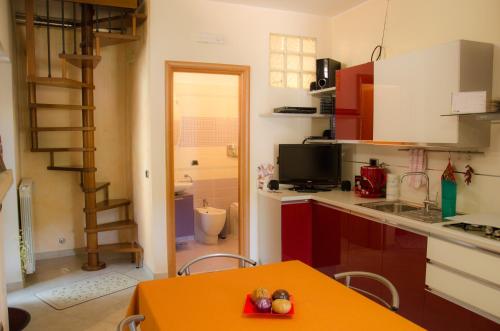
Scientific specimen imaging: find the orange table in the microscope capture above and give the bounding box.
[127,261,424,331]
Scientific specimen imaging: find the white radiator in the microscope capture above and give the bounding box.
[19,179,35,274]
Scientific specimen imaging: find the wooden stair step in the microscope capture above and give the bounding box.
[82,181,110,193]
[96,181,111,191]
[87,242,143,254]
[96,199,131,212]
[28,77,94,89]
[30,126,96,132]
[59,53,101,69]
[131,13,147,27]
[30,103,96,110]
[71,0,138,9]
[47,166,97,172]
[85,220,137,233]
[94,32,140,46]
[32,147,96,152]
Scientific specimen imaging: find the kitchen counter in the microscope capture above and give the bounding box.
[258,188,500,255]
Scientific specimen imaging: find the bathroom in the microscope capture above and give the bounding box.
[173,72,240,274]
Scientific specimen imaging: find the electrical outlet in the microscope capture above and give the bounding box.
[58,237,66,245]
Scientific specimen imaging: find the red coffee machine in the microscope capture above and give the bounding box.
[355,160,386,198]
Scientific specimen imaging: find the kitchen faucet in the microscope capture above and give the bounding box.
[400,172,437,212]
[203,199,208,208]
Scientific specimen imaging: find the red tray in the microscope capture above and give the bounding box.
[242,294,294,318]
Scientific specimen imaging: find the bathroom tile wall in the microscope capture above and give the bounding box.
[188,177,238,210]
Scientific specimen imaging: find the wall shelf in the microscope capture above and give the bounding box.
[309,87,336,97]
[440,111,500,121]
[260,113,332,119]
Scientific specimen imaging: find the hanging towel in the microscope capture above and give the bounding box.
[408,149,427,189]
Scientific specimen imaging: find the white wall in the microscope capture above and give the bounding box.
[332,0,500,213]
[127,16,155,275]
[142,0,333,275]
[0,0,23,291]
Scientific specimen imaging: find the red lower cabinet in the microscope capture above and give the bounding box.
[311,203,349,276]
[471,311,500,331]
[423,291,499,331]
[281,202,313,265]
[382,225,427,325]
[281,202,499,330]
[347,214,386,304]
[423,291,473,331]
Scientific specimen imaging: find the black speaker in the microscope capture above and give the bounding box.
[316,58,341,89]
[268,180,279,191]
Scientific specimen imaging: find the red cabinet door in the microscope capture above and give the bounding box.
[382,225,427,326]
[347,214,386,303]
[281,202,313,265]
[423,291,499,331]
[335,62,374,140]
[423,291,473,331]
[312,203,349,276]
[471,311,500,331]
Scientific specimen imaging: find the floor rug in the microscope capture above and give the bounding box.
[36,272,138,310]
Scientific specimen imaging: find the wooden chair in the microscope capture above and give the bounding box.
[177,253,257,276]
[117,315,144,331]
[334,271,400,311]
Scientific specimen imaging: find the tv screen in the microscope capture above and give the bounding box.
[278,144,342,187]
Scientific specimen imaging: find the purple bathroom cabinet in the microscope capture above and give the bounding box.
[175,194,194,238]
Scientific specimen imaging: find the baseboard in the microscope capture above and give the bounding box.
[176,235,194,242]
[142,263,168,279]
[35,247,85,261]
[6,281,24,292]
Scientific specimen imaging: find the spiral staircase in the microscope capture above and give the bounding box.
[23,0,145,271]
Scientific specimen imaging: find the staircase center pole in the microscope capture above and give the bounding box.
[81,4,104,271]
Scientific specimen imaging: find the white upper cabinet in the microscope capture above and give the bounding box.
[374,40,493,146]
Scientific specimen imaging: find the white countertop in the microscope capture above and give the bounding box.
[258,188,500,255]
[0,170,13,203]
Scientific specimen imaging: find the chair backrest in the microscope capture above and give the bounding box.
[334,271,400,311]
[117,315,145,331]
[177,253,257,276]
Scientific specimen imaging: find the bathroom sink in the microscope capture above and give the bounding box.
[196,207,226,215]
[174,181,193,194]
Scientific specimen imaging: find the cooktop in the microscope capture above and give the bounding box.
[444,222,500,241]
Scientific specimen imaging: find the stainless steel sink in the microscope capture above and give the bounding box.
[358,201,421,213]
[357,200,449,224]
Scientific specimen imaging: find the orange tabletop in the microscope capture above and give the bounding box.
[127,261,424,331]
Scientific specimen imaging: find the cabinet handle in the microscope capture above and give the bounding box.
[314,201,349,213]
[430,234,500,257]
[427,260,500,290]
[282,199,310,205]
[350,210,384,224]
[385,221,428,237]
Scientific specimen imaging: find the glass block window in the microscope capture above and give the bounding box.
[269,34,317,89]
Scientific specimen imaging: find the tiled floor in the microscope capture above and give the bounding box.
[175,235,239,274]
[7,236,239,330]
[7,254,151,331]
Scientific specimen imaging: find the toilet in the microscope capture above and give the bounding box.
[194,207,226,244]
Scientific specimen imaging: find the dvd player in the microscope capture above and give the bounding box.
[273,106,317,114]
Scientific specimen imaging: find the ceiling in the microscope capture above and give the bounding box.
[212,0,368,17]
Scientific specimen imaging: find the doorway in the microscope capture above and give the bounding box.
[165,62,250,276]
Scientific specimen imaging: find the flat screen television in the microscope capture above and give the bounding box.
[278,144,342,191]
